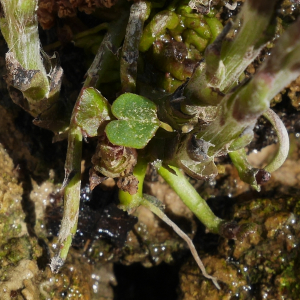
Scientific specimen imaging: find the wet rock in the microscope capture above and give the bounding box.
[0,144,26,241]
[179,195,300,299]
[0,259,39,300]
[179,257,247,300]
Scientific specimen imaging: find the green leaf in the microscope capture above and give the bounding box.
[73,87,112,137]
[106,93,159,149]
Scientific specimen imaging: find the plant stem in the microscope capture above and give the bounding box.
[0,0,50,102]
[120,1,151,93]
[193,82,268,158]
[195,16,300,158]
[49,11,133,269]
[216,0,279,92]
[118,157,148,211]
[75,23,109,39]
[263,109,289,173]
[84,5,130,88]
[157,164,223,234]
[119,158,221,288]
[0,0,46,74]
[229,109,288,188]
[50,126,82,272]
[229,148,260,191]
[183,0,279,108]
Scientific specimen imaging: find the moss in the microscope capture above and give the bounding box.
[0,236,43,270]
[5,237,32,264]
[0,144,26,244]
[0,259,39,300]
[179,194,300,299]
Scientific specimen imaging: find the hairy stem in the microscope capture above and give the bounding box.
[0,0,50,102]
[183,0,279,108]
[196,16,300,158]
[0,0,46,73]
[216,0,279,92]
[120,1,151,93]
[50,126,82,272]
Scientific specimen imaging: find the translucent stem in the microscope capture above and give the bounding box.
[157,164,223,234]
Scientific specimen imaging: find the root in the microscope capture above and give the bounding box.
[142,194,220,290]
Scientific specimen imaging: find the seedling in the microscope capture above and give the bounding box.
[0,0,299,289]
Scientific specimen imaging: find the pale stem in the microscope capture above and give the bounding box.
[50,126,82,272]
[120,1,150,93]
[263,109,289,173]
[157,164,223,234]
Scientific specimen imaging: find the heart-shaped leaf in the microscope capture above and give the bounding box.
[73,87,112,137]
[105,93,159,149]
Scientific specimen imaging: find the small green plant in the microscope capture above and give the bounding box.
[1,0,300,289]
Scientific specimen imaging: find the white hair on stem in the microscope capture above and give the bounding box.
[0,0,46,74]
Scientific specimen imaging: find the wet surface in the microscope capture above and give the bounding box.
[1,0,300,299]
